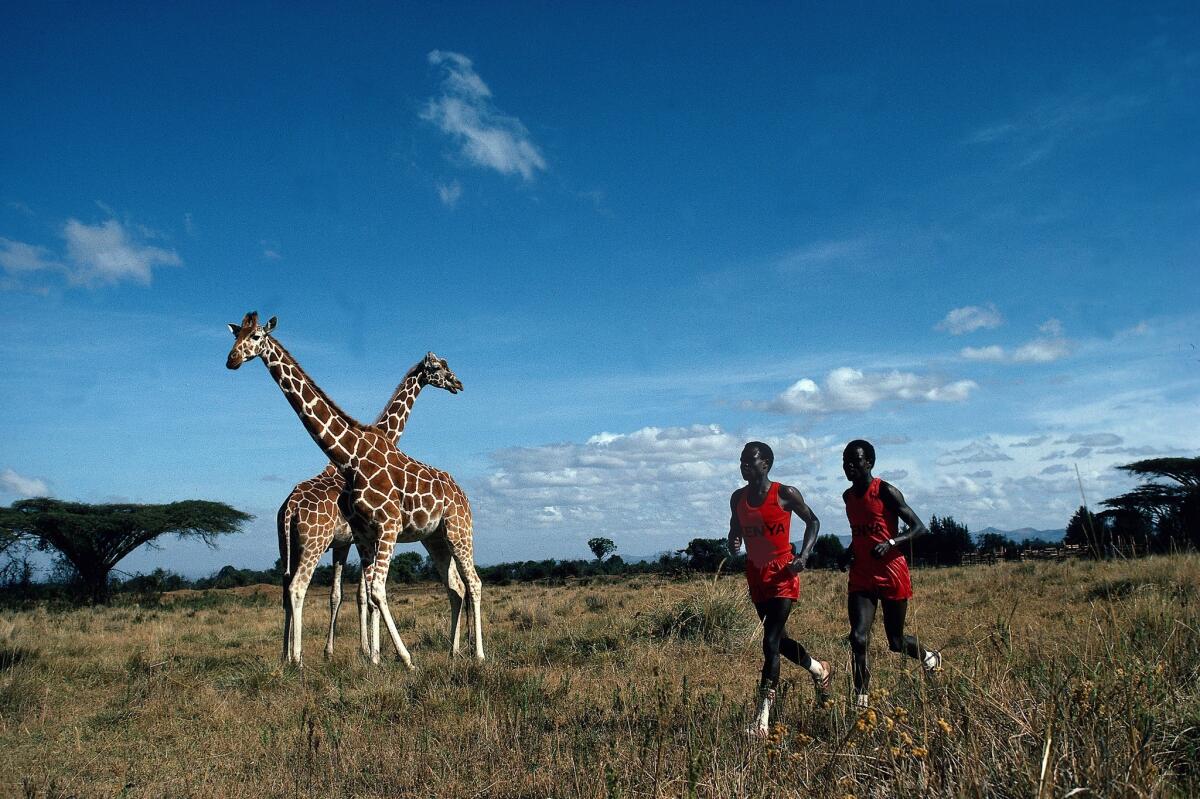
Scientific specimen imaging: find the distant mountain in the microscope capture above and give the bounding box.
[974,526,1065,544]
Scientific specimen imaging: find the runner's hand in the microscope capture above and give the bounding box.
[728,535,742,555]
[871,541,893,559]
[789,556,807,574]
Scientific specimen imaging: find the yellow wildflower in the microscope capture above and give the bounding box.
[911,746,929,759]
[937,718,953,735]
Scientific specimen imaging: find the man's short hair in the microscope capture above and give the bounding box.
[844,439,876,465]
[744,441,774,467]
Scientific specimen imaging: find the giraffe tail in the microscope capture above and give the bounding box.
[276,501,294,578]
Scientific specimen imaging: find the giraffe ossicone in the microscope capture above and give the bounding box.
[227,311,485,668]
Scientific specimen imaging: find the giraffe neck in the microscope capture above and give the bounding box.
[260,337,359,468]
[372,366,425,443]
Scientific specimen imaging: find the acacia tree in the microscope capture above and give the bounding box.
[1102,457,1200,552]
[587,536,617,562]
[0,498,252,603]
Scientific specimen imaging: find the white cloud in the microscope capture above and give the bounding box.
[0,238,62,275]
[938,439,1014,465]
[1013,338,1071,363]
[437,180,463,208]
[961,345,1006,361]
[421,50,547,181]
[936,304,1003,335]
[966,92,1146,166]
[63,218,181,285]
[471,424,834,555]
[765,367,977,414]
[958,319,1073,364]
[778,238,869,270]
[1,468,49,497]
[1010,436,1049,448]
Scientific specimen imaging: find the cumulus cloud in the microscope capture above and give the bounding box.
[1012,319,1072,362]
[764,368,977,414]
[936,304,1003,335]
[63,218,181,285]
[1,217,181,289]
[1040,464,1070,475]
[1,468,49,497]
[472,424,834,550]
[958,319,1073,364]
[1010,436,1050,448]
[421,50,547,181]
[1013,339,1071,363]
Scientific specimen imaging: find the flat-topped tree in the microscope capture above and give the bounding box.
[0,498,251,603]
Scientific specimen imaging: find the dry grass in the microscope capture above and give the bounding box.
[1,556,1198,797]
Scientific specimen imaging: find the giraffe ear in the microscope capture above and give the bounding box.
[264,317,277,333]
[228,323,240,335]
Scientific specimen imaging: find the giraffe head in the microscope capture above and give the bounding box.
[420,351,463,394]
[226,311,277,369]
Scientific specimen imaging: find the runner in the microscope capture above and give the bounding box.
[728,441,833,736]
[842,439,942,708]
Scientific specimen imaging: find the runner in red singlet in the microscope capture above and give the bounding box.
[842,439,942,708]
[728,441,832,736]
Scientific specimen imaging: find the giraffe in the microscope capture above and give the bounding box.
[226,312,484,667]
[278,351,466,666]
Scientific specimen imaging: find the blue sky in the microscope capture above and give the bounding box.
[1,3,1197,577]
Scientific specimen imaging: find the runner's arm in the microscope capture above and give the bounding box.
[727,491,743,555]
[874,482,929,557]
[780,484,820,571]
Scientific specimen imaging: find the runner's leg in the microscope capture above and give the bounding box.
[881,598,938,665]
[848,591,878,698]
[755,597,795,689]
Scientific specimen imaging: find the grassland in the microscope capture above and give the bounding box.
[2,555,1198,798]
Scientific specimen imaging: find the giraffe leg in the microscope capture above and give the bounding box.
[445,515,485,661]
[281,572,294,665]
[421,535,466,656]
[355,542,371,659]
[288,564,315,667]
[368,536,414,670]
[324,542,349,659]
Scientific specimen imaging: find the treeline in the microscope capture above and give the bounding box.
[2,456,1194,604]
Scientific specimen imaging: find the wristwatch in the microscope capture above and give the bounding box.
[887,537,897,547]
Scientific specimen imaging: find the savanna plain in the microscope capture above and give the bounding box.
[2,555,1198,798]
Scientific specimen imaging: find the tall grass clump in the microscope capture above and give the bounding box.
[646,573,758,649]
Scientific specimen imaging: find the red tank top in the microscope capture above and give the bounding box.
[736,482,792,569]
[843,478,912,599]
